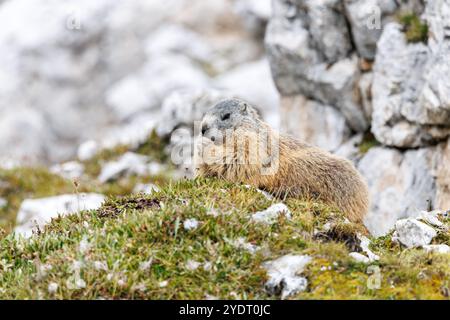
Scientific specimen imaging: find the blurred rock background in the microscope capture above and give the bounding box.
[0,0,449,236]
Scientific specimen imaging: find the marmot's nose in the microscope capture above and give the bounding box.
[201,124,208,136]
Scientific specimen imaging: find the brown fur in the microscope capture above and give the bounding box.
[196,119,370,224]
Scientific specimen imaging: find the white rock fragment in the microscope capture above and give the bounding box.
[77,140,98,162]
[183,219,199,231]
[139,258,153,271]
[263,254,311,299]
[70,261,85,273]
[133,183,160,195]
[98,152,149,183]
[0,198,7,209]
[393,218,438,248]
[349,252,371,264]
[422,245,450,254]
[78,236,91,255]
[203,262,212,271]
[14,193,105,238]
[418,210,444,228]
[66,276,86,290]
[358,235,380,262]
[48,282,58,294]
[251,203,291,225]
[159,280,168,288]
[226,237,259,254]
[93,261,108,271]
[186,260,202,271]
[50,161,84,180]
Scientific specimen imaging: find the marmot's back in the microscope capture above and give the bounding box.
[273,136,369,223]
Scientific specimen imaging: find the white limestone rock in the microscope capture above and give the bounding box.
[183,218,199,231]
[393,218,437,248]
[214,59,280,129]
[133,183,160,195]
[372,15,450,148]
[50,161,84,180]
[0,198,7,209]
[359,146,438,236]
[98,152,149,183]
[280,95,351,153]
[349,252,371,264]
[343,0,397,60]
[422,244,450,254]
[266,0,368,132]
[263,254,311,299]
[251,203,291,225]
[77,140,98,162]
[14,193,105,238]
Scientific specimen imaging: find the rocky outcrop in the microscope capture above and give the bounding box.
[266,0,450,236]
[0,0,271,164]
[372,22,450,148]
[266,0,368,132]
[359,138,450,236]
[280,95,351,152]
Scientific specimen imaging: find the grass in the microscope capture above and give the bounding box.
[398,13,429,43]
[0,130,173,234]
[0,178,448,299]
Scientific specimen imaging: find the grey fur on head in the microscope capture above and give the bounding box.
[200,99,260,141]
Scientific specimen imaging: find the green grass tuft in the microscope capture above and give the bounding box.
[398,13,429,43]
[0,178,448,299]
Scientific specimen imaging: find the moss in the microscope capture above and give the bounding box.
[398,13,429,43]
[0,178,448,299]
[359,132,380,155]
[135,130,170,163]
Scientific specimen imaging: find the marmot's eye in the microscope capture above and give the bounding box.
[221,113,231,121]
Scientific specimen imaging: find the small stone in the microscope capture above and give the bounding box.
[349,252,370,264]
[422,244,450,254]
[251,203,291,225]
[159,280,168,288]
[50,161,84,180]
[77,140,98,161]
[183,219,199,231]
[133,183,160,195]
[48,283,58,294]
[418,210,444,228]
[263,254,311,299]
[93,261,108,271]
[67,276,86,290]
[78,236,91,255]
[358,235,380,262]
[0,198,7,209]
[186,260,201,271]
[139,258,153,271]
[98,152,149,183]
[393,218,437,248]
[226,237,259,254]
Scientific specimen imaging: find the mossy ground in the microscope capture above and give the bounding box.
[0,178,448,300]
[358,132,380,155]
[0,131,172,234]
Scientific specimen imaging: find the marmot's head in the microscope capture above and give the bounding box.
[200,99,260,143]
